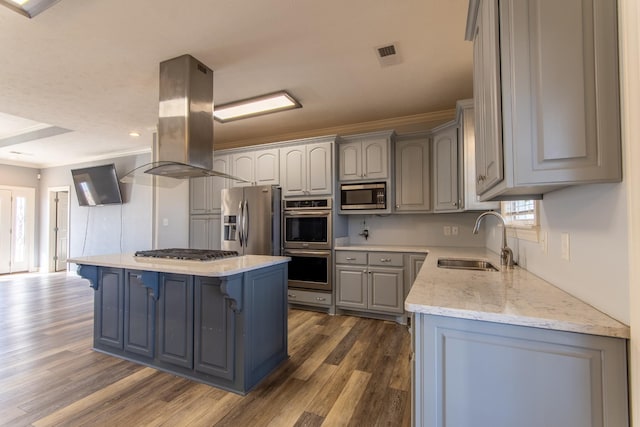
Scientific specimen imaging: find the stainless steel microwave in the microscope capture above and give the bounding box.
[340,182,387,210]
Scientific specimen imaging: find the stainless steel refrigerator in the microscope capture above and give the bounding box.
[221,185,282,255]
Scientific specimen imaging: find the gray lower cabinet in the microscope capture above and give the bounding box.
[94,267,124,350]
[412,313,629,427]
[123,270,155,358]
[157,273,194,369]
[81,263,289,395]
[335,251,404,315]
[193,276,235,380]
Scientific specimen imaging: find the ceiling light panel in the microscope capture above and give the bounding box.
[214,91,302,123]
[0,0,62,18]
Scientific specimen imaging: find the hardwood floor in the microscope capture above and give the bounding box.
[0,272,411,426]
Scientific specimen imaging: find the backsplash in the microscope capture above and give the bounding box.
[345,212,486,247]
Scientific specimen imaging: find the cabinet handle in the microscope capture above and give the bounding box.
[395,205,400,209]
[380,258,391,262]
[315,297,326,301]
[452,202,457,207]
[346,257,356,261]
[288,293,296,298]
[477,175,486,183]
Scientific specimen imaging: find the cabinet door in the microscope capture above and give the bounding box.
[362,138,388,180]
[306,142,333,195]
[124,270,155,358]
[280,146,306,197]
[194,277,235,380]
[95,267,124,350]
[211,155,229,211]
[231,152,254,187]
[368,267,404,314]
[190,176,211,215]
[506,0,621,186]
[474,0,503,194]
[255,148,279,186]
[189,216,210,250]
[433,124,460,212]
[336,265,367,309]
[157,274,194,369]
[414,314,629,427]
[339,141,362,181]
[395,136,430,212]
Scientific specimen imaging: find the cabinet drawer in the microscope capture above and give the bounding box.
[335,251,367,265]
[287,289,332,307]
[368,252,403,267]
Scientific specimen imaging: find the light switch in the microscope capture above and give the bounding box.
[162,218,169,227]
[452,226,459,236]
[561,233,570,260]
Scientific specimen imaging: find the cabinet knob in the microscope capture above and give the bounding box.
[395,205,400,209]
[315,297,326,301]
[452,202,457,207]
[288,293,296,298]
[380,258,391,262]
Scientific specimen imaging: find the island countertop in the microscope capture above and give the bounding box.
[68,253,290,277]
[405,247,630,339]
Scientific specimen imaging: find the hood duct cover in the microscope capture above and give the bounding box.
[122,54,245,182]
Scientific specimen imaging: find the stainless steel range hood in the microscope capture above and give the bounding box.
[140,54,243,181]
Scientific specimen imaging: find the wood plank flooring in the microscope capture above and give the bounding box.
[0,272,411,426]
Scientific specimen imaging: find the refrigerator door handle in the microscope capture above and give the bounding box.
[238,201,244,247]
[243,200,249,247]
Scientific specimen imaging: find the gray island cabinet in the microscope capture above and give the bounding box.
[71,254,289,395]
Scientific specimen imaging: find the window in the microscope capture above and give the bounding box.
[501,200,540,242]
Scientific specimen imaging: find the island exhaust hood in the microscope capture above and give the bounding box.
[140,54,243,181]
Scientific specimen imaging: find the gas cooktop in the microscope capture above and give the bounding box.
[134,248,239,261]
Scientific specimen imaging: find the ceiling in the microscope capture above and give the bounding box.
[0,0,473,169]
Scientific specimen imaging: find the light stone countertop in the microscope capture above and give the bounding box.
[68,253,290,277]
[404,247,629,339]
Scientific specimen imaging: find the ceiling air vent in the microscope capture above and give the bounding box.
[374,42,401,67]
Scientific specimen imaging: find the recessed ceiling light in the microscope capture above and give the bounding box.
[213,91,302,123]
[129,131,140,137]
[0,0,62,18]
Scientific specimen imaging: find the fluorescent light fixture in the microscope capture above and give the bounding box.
[0,0,62,18]
[213,91,302,123]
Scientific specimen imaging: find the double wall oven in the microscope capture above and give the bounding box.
[283,199,332,292]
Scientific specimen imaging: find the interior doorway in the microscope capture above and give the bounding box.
[48,187,70,272]
[0,186,36,274]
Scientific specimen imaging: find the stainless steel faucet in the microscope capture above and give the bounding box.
[473,211,515,268]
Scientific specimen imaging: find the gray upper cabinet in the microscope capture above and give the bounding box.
[456,100,500,211]
[432,122,459,212]
[230,148,279,187]
[339,131,393,182]
[279,138,334,197]
[467,0,622,200]
[190,154,229,215]
[394,133,431,212]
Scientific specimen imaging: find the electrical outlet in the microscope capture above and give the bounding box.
[443,226,451,236]
[540,231,548,255]
[451,226,459,236]
[561,233,570,260]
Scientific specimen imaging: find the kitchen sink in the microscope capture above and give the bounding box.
[437,258,499,272]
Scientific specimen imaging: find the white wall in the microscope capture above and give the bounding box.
[38,154,153,267]
[485,183,629,325]
[347,212,486,247]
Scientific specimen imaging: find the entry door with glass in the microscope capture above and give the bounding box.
[0,187,35,274]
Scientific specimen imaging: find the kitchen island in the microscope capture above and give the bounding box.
[406,247,629,427]
[70,253,290,395]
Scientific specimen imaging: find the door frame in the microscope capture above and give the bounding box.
[47,186,70,272]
